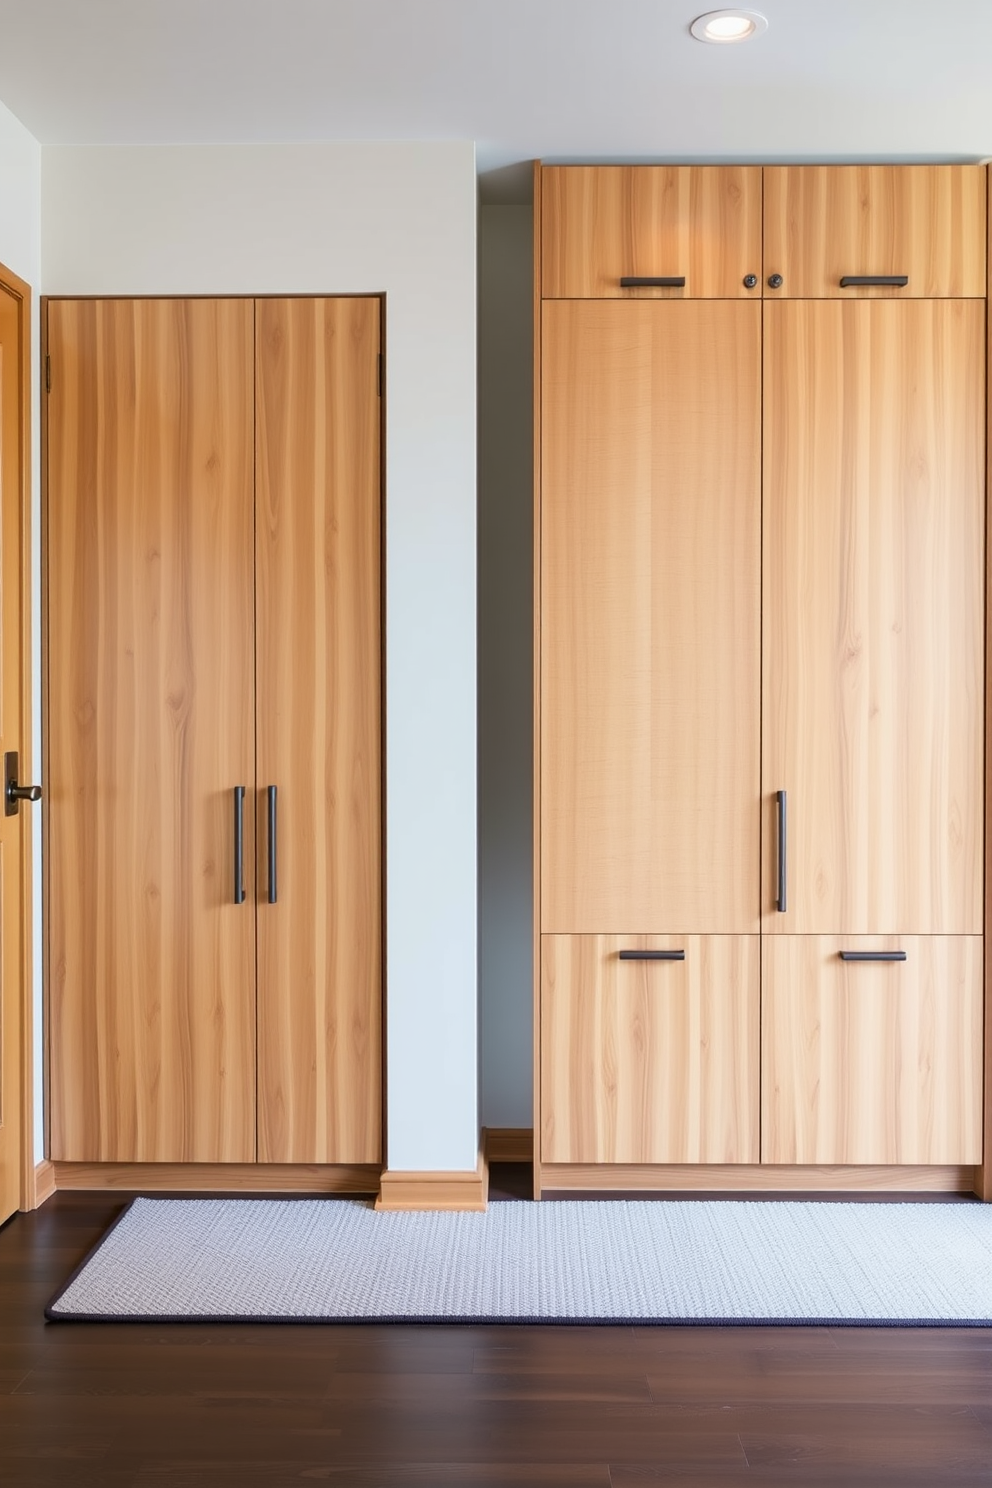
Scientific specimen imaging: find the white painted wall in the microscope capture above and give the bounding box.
[478,206,533,1127]
[42,141,479,1172]
[0,98,43,1164]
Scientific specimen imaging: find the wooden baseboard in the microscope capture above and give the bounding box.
[33,1159,56,1207]
[484,1127,534,1164]
[539,1163,978,1195]
[52,1162,381,1194]
[376,1148,488,1211]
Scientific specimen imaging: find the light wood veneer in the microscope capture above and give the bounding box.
[541,935,759,1165]
[762,298,985,933]
[255,297,382,1166]
[762,937,983,1166]
[541,299,761,934]
[52,1162,379,1193]
[47,299,257,1163]
[764,165,987,298]
[542,166,763,299]
[541,1163,977,1193]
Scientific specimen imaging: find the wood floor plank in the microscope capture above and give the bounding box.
[738,1402,992,1471]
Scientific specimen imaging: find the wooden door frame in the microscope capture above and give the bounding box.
[0,259,37,1212]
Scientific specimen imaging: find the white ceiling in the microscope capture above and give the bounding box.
[0,0,991,202]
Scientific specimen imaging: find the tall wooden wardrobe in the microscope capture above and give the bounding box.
[534,164,989,1199]
[45,296,382,1184]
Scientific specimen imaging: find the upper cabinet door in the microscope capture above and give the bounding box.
[542,166,763,299]
[541,300,761,934]
[764,166,987,298]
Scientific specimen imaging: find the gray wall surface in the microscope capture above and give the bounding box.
[478,205,534,1128]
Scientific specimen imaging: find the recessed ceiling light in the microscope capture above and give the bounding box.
[690,9,769,43]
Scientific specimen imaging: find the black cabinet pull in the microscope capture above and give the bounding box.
[267,785,278,904]
[619,949,685,961]
[839,275,909,288]
[233,786,246,904]
[839,950,907,962]
[620,276,686,288]
[776,789,787,913]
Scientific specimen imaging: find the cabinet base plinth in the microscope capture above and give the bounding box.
[51,1162,381,1195]
[539,1164,978,1196]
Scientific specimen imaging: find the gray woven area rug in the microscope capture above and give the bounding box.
[46,1196,992,1326]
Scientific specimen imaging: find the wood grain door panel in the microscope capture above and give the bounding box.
[542,166,763,299]
[763,166,987,298]
[255,297,382,1165]
[541,300,761,933]
[762,299,984,933]
[762,936,983,1165]
[541,934,760,1164]
[47,298,256,1163]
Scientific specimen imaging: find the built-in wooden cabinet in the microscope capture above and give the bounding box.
[47,295,382,1170]
[535,162,988,1197]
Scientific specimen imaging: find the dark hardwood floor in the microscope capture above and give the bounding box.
[2,1170,991,1486]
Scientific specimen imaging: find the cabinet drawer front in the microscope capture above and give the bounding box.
[541,935,759,1164]
[542,166,763,299]
[762,936,983,1165]
[764,166,987,298]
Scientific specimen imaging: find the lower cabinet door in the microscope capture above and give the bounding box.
[541,935,759,1164]
[762,936,983,1164]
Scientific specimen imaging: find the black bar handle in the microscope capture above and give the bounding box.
[619,949,686,961]
[839,950,907,962]
[267,785,277,905]
[776,789,787,913]
[839,275,909,288]
[233,786,245,905]
[620,276,686,288]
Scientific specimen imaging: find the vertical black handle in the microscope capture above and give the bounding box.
[776,789,787,913]
[233,786,246,904]
[267,785,277,904]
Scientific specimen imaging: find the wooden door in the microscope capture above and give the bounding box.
[541,300,761,934]
[255,297,381,1165]
[763,166,986,299]
[762,936,983,1164]
[47,298,256,1162]
[762,299,985,933]
[0,272,31,1221]
[541,166,763,299]
[541,934,759,1163]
